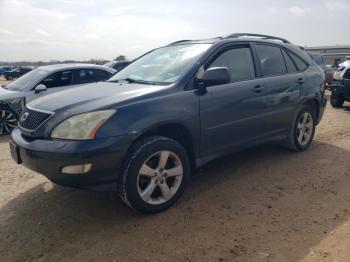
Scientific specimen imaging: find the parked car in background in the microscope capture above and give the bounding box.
[10,33,326,213]
[0,63,115,135]
[329,78,350,107]
[103,60,131,71]
[333,60,350,84]
[3,67,32,80]
[307,52,334,85]
[0,66,15,76]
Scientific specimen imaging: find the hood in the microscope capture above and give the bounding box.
[339,60,350,68]
[28,81,168,113]
[0,86,22,101]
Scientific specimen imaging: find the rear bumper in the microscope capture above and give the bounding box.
[10,128,133,192]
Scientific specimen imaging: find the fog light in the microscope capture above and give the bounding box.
[61,164,92,174]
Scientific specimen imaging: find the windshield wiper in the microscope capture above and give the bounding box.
[108,78,156,85]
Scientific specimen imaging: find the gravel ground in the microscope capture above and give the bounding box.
[1,77,350,262]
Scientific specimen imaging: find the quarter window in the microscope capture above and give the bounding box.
[288,52,308,72]
[208,47,255,82]
[256,45,287,76]
[282,49,298,73]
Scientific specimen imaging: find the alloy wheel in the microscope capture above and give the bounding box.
[137,150,183,205]
[296,112,313,146]
[0,109,18,135]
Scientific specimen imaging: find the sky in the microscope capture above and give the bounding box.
[0,0,349,62]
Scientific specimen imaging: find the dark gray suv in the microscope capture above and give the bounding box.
[10,33,326,213]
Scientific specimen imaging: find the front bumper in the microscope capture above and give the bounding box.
[10,128,133,192]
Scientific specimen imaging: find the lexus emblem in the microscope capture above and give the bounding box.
[21,112,29,122]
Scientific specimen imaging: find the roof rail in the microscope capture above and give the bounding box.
[169,40,192,45]
[225,33,291,44]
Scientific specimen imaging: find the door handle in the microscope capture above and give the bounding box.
[297,78,304,84]
[252,85,265,93]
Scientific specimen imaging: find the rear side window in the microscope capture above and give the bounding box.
[288,51,308,72]
[282,49,298,73]
[256,45,287,76]
[208,47,255,82]
[94,69,111,80]
[75,69,106,84]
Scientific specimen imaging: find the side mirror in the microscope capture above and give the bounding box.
[199,67,231,87]
[34,84,47,93]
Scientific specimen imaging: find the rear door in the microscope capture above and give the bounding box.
[255,44,303,135]
[199,43,267,155]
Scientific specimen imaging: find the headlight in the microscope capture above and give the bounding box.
[51,110,116,140]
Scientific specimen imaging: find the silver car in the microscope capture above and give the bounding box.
[0,63,115,135]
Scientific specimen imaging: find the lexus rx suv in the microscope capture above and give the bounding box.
[10,33,326,213]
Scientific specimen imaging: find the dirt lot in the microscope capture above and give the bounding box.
[1,77,350,262]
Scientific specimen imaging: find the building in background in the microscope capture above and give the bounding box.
[305,45,350,67]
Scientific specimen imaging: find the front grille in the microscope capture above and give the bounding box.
[19,107,54,131]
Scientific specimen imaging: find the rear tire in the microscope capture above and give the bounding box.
[330,93,344,107]
[284,105,316,152]
[118,136,190,214]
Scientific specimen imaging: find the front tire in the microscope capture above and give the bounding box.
[0,106,18,136]
[284,105,316,152]
[330,93,344,107]
[118,136,190,214]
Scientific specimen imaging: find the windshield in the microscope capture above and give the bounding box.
[108,44,211,85]
[6,69,48,91]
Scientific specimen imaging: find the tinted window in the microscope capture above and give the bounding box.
[288,52,308,71]
[256,45,287,76]
[94,69,111,81]
[41,70,73,88]
[208,47,255,82]
[282,49,298,73]
[75,69,100,84]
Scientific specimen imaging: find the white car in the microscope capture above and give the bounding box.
[333,60,350,83]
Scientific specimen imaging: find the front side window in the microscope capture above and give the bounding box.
[208,47,255,82]
[41,70,73,88]
[256,45,287,76]
[108,44,211,85]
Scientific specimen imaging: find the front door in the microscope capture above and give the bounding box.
[26,70,75,103]
[199,45,267,156]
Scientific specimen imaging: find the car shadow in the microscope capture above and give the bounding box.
[1,141,350,261]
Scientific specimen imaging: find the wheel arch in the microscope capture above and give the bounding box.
[127,122,197,172]
[301,98,320,123]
